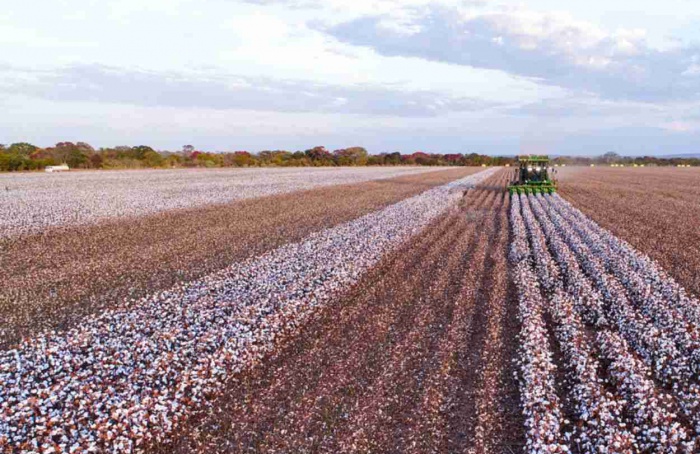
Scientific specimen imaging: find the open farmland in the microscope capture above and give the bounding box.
[559,166,700,297]
[0,168,477,348]
[155,170,522,454]
[0,168,502,452]
[2,166,700,453]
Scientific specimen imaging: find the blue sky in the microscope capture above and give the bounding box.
[2,0,700,155]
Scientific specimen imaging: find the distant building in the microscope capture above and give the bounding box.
[45,164,70,173]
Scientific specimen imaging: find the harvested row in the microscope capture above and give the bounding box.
[0,169,497,453]
[0,166,440,237]
[514,191,700,453]
[153,169,523,454]
[465,177,521,454]
[0,168,478,349]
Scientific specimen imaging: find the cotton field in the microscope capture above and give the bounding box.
[511,191,700,453]
[0,169,497,452]
[0,167,439,237]
[2,166,700,454]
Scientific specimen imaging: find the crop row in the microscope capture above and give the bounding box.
[512,191,700,453]
[520,195,637,453]
[549,196,700,371]
[509,194,568,453]
[531,194,693,452]
[0,169,497,453]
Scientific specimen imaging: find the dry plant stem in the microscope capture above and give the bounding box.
[0,168,477,348]
[470,183,518,454]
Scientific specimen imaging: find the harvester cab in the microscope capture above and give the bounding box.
[508,155,557,195]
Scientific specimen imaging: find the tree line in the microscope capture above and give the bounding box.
[0,143,697,172]
[0,143,512,171]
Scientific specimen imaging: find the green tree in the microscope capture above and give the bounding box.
[333,147,369,166]
[132,145,156,160]
[48,142,89,168]
[8,142,39,156]
[231,151,255,167]
[305,146,334,165]
[143,150,164,167]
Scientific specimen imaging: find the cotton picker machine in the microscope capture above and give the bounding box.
[508,155,557,195]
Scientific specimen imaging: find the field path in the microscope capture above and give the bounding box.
[153,170,523,454]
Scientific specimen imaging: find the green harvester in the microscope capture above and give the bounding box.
[508,155,557,195]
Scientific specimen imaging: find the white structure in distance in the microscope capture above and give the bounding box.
[45,164,70,173]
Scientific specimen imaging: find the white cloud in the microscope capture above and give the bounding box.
[0,64,498,117]
[324,4,700,101]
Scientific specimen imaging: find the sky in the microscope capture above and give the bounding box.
[2,0,700,155]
